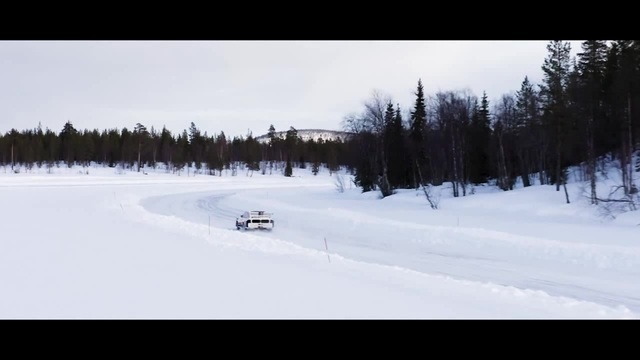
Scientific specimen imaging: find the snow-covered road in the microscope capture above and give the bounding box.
[140,184,640,314]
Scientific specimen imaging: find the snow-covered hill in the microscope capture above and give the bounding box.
[254,129,353,143]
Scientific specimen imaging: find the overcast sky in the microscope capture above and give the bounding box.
[0,40,583,138]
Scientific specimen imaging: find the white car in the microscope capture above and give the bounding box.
[236,210,274,231]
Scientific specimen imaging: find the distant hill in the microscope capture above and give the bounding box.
[254,129,354,143]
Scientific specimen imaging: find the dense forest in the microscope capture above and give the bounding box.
[2,40,640,207]
[0,119,347,177]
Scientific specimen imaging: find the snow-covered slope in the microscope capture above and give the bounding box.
[254,129,353,143]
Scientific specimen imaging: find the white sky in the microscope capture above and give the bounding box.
[0,40,582,139]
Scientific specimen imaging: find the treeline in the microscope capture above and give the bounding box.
[2,40,640,205]
[0,122,347,176]
[345,40,640,204]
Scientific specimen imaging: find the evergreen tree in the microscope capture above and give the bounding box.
[188,122,204,172]
[409,79,427,187]
[244,131,260,172]
[602,42,623,156]
[383,103,409,188]
[614,40,640,195]
[120,127,135,169]
[284,156,292,177]
[158,126,173,168]
[267,124,277,143]
[326,140,340,175]
[60,121,77,168]
[216,131,228,174]
[134,122,148,172]
[577,40,608,204]
[33,123,45,168]
[468,92,492,184]
[540,40,573,191]
[515,76,542,186]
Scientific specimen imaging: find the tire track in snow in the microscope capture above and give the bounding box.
[109,191,637,319]
[132,187,640,314]
[233,192,640,272]
[220,190,640,312]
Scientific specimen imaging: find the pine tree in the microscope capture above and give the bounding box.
[284,126,298,165]
[515,76,541,186]
[383,103,409,188]
[602,42,623,156]
[468,92,492,184]
[409,79,427,187]
[244,131,260,172]
[614,40,640,196]
[134,122,148,172]
[60,121,77,168]
[284,156,292,177]
[33,123,45,168]
[540,40,573,191]
[326,140,340,175]
[216,131,228,174]
[577,40,608,204]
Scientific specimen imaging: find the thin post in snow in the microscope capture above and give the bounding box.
[114,192,124,213]
[324,237,331,263]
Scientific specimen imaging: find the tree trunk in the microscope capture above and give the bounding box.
[451,130,459,197]
[539,152,545,185]
[378,139,392,197]
[519,145,531,187]
[460,133,466,197]
[537,132,547,185]
[589,156,597,204]
[137,142,142,172]
[628,91,634,194]
[416,160,438,209]
[556,139,562,192]
[11,143,14,171]
[588,115,597,205]
[622,139,628,195]
[498,132,509,191]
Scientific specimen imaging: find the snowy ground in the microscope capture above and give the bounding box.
[1,163,638,319]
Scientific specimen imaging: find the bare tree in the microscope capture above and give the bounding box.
[416,159,439,209]
[345,90,395,197]
[430,90,474,197]
[493,93,518,191]
[362,90,393,197]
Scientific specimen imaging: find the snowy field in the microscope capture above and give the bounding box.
[1,163,639,319]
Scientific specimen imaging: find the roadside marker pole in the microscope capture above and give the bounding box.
[324,237,331,263]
